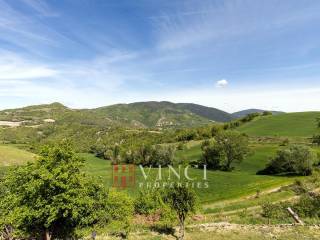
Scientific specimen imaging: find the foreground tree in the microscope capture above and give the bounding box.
[258,145,315,176]
[165,184,197,240]
[0,141,109,240]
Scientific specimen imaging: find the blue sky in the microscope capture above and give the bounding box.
[0,0,320,112]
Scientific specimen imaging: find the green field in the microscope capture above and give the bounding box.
[238,112,320,137]
[0,145,35,167]
[82,143,294,204]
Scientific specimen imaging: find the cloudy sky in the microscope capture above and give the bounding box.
[0,0,320,112]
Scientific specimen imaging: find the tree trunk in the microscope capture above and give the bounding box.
[179,219,185,240]
[44,229,51,240]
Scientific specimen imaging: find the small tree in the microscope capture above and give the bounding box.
[165,184,197,240]
[317,117,320,128]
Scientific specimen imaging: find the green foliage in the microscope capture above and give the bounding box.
[312,134,320,146]
[176,129,198,142]
[293,194,320,218]
[280,138,290,146]
[105,189,134,237]
[134,189,176,233]
[134,189,163,215]
[240,113,260,123]
[198,131,249,171]
[261,201,290,223]
[0,141,130,239]
[123,145,175,166]
[164,184,197,240]
[258,145,316,176]
[262,111,272,116]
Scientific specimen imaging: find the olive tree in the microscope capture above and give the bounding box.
[165,184,197,240]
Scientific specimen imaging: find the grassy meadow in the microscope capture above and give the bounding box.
[238,112,320,137]
[0,144,35,166]
[81,143,294,204]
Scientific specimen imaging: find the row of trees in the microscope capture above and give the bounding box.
[0,141,196,240]
[91,143,176,167]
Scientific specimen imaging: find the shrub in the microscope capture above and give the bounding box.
[293,194,320,218]
[258,145,315,176]
[312,134,320,146]
[105,189,134,238]
[261,201,290,224]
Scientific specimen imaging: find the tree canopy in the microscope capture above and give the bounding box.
[0,141,130,240]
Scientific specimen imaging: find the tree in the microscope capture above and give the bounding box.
[165,184,197,240]
[258,145,315,176]
[0,141,109,240]
[199,141,223,170]
[216,131,249,171]
[198,131,249,171]
[317,117,320,128]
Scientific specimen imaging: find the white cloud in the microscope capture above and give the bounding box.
[216,79,228,88]
[0,52,57,80]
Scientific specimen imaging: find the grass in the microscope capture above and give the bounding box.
[0,144,35,167]
[238,112,320,137]
[81,143,295,204]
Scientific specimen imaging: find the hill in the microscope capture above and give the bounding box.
[0,101,233,129]
[93,101,232,128]
[232,109,284,119]
[237,112,320,137]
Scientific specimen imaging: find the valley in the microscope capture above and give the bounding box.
[1,102,320,239]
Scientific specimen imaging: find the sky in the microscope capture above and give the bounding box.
[0,0,320,113]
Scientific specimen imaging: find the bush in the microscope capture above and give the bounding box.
[176,130,198,142]
[258,145,316,176]
[134,189,175,233]
[105,189,134,238]
[293,194,320,218]
[312,134,320,146]
[261,201,290,223]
